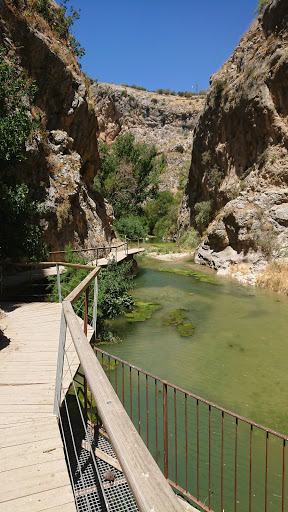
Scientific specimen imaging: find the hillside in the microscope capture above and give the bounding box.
[179,0,288,283]
[0,0,113,257]
[91,82,205,193]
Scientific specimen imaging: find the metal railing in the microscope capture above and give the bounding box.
[91,348,288,512]
[49,237,145,265]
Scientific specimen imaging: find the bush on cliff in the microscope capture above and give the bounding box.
[0,46,47,262]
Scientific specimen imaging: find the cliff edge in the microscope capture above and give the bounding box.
[179,0,288,282]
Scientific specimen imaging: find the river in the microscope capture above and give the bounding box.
[108,254,288,434]
[100,254,288,511]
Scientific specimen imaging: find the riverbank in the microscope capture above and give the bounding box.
[146,251,192,261]
[145,240,288,295]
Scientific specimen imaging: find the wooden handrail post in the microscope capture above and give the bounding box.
[53,309,67,416]
[56,264,62,303]
[163,380,169,479]
[115,246,117,263]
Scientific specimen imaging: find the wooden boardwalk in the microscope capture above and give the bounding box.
[0,302,87,512]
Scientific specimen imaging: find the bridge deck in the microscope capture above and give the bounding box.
[92,247,145,266]
[0,302,80,512]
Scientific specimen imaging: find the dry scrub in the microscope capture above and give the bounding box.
[256,261,288,294]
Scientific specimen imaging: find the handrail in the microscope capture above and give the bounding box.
[65,266,100,305]
[62,299,183,512]
[54,265,184,511]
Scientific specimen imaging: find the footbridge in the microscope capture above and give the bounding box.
[0,257,287,512]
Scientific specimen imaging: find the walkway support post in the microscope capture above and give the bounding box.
[84,286,89,423]
[56,264,62,303]
[163,380,169,478]
[92,276,98,338]
[53,309,67,416]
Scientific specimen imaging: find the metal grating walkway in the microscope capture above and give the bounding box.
[61,406,139,512]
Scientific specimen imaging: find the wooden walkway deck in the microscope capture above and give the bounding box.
[0,302,86,512]
[91,247,145,266]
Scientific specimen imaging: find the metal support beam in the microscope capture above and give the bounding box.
[53,308,67,416]
[56,264,62,303]
[93,276,98,338]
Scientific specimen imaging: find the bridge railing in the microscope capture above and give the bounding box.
[92,348,288,512]
[49,236,145,265]
[53,263,185,512]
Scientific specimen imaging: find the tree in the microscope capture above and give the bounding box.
[95,133,159,218]
[144,191,178,238]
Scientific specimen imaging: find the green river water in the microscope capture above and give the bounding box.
[102,254,288,511]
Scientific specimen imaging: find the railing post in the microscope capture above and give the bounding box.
[56,264,62,303]
[84,287,89,423]
[53,308,67,416]
[163,380,169,479]
[92,276,98,338]
[115,246,117,263]
[138,238,140,249]
[143,237,145,249]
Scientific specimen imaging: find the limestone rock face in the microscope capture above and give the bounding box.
[180,0,288,279]
[0,1,113,253]
[90,83,205,193]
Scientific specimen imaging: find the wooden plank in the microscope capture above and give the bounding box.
[0,486,75,512]
[0,459,71,502]
[64,300,183,512]
[0,437,64,472]
[82,440,122,472]
[0,418,59,447]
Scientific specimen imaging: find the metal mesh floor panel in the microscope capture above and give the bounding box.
[60,405,139,512]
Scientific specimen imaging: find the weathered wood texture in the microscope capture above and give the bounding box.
[64,300,184,512]
[0,302,77,511]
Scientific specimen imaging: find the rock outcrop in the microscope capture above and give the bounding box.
[0,0,114,254]
[91,82,205,193]
[180,0,288,280]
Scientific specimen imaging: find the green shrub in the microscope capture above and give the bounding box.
[175,144,184,153]
[144,191,178,239]
[114,215,147,239]
[214,79,227,97]
[179,228,201,250]
[201,150,211,166]
[27,0,85,57]
[48,247,134,321]
[0,47,47,262]
[194,200,214,233]
[0,47,37,161]
[255,0,268,14]
[208,165,225,188]
[97,133,159,218]
[151,98,157,104]
[0,184,48,261]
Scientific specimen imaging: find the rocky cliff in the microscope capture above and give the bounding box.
[90,82,205,193]
[0,0,113,255]
[180,0,288,283]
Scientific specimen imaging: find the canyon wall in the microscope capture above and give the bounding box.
[180,0,288,282]
[0,0,113,254]
[91,82,205,193]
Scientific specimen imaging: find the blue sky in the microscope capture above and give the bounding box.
[70,0,257,93]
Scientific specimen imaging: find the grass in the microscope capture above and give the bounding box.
[125,301,162,322]
[256,261,288,295]
[164,309,195,337]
